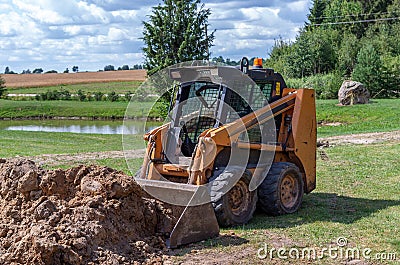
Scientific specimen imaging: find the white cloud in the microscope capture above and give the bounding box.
[0,0,311,73]
[12,0,71,24]
[107,28,127,41]
[287,0,309,12]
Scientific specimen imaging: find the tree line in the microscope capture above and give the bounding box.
[266,0,400,98]
[2,64,145,75]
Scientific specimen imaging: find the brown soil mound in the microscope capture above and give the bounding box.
[0,159,177,264]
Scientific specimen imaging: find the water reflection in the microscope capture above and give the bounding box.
[0,120,161,135]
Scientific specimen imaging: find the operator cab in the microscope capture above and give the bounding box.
[166,57,287,162]
[240,57,287,104]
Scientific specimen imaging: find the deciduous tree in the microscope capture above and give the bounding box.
[142,0,215,75]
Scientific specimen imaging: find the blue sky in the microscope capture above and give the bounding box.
[0,0,311,73]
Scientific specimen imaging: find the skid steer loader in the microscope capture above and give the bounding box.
[135,57,316,248]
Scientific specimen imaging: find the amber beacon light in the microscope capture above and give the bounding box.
[253,57,263,68]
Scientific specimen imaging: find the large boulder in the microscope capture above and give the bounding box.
[338,81,370,105]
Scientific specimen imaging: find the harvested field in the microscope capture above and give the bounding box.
[3,70,147,88]
[0,159,179,264]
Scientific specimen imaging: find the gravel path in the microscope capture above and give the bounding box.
[318,130,400,145]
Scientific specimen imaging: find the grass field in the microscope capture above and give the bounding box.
[0,98,399,263]
[0,100,155,119]
[7,81,143,94]
[3,132,395,264]
[0,130,145,173]
[196,141,399,264]
[0,130,144,157]
[1,98,399,136]
[317,99,400,137]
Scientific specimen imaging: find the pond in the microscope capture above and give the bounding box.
[0,120,162,135]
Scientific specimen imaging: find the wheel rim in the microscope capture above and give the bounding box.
[228,179,250,216]
[280,173,299,209]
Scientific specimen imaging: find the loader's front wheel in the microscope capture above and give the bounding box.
[258,162,304,215]
[211,168,257,227]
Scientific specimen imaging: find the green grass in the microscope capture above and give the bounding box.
[202,141,400,264]
[0,130,144,157]
[317,99,400,137]
[7,81,142,94]
[0,100,155,119]
[0,129,145,175]
[0,97,399,263]
[1,98,399,135]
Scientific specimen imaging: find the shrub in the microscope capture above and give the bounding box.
[77,90,86,101]
[60,90,71,100]
[148,97,169,119]
[286,72,343,99]
[108,91,119,102]
[0,75,6,98]
[124,91,133,101]
[94,92,104,101]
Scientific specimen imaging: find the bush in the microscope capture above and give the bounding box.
[77,90,86,101]
[286,78,306,89]
[94,92,104,101]
[60,90,71,100]
[124,91,133,101]
[37,90,72,101]
[108,91,119,102]
[0,75,6,98]
[286,72,343,99]
[148,97,169,119]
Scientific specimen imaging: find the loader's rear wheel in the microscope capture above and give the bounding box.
[210,168,257,227]
[258,162,304,216]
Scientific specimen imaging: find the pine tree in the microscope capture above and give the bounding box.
[142,0,215,76]
[352,44,383,96]
[311,0,326,24]
[306,0,326,30]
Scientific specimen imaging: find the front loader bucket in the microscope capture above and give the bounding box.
[136,179,220,248]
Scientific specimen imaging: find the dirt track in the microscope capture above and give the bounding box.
[318,130,400,146]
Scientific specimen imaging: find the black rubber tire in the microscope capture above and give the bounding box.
[258,162,304,216]
[210,167,257,227]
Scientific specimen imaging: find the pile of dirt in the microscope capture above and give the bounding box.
[0,159,178,264]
